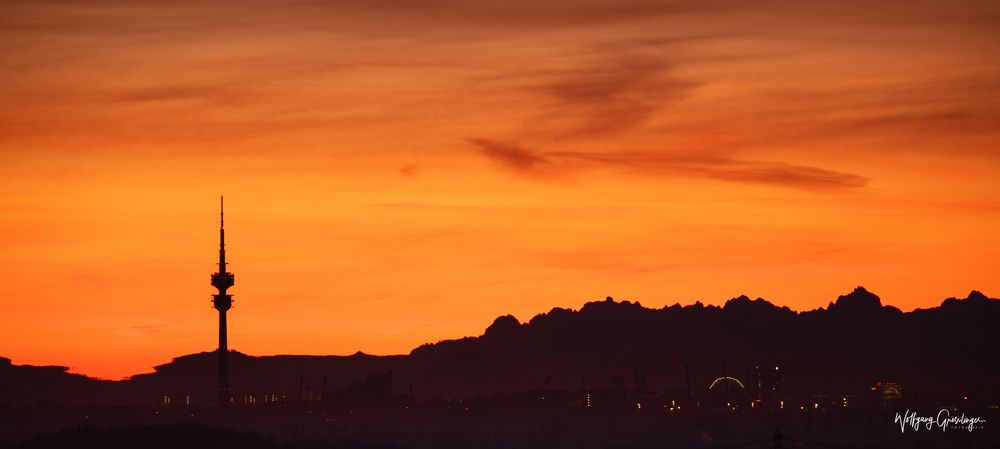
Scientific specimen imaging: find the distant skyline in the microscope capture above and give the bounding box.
[1,0,999,379]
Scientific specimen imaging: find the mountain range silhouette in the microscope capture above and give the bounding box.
[2,287,997,404]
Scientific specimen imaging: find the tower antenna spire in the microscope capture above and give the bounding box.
[218,196,227,273]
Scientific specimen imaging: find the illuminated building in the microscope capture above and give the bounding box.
[872,381,902,401]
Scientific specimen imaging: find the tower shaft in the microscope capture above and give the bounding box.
[218,309,229,405]
[219,308,228,351]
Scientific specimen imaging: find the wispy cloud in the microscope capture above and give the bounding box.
[398,164,420,177]
[110,83,243,105]
[528,57,697,137]
[469,139,868,190]
[117,324,170,337]
[467,138,551,173]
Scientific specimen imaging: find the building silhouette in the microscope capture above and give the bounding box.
[755,364,781,407]
[210,196,235,406]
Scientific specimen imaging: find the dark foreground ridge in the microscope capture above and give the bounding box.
[16,423,404,449]
[1,287,998,403]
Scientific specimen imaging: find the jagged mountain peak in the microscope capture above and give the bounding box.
[939,290,997,310]
[967,290,988,300]
[827,286,882,313]
[484,314,521,337]
[580,296,643,311]
[723,295,772,308]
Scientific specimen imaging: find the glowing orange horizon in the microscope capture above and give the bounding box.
[1,0,998,379]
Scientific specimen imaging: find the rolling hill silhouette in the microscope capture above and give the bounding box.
[2,287,997,404]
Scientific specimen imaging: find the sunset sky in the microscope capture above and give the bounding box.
[1,0,999,379]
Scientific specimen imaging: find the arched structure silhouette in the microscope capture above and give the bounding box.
[709,376,745,390]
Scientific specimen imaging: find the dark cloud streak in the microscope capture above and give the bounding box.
[531,58,697,137]
[467,139,551,173]
[470,139,869,191]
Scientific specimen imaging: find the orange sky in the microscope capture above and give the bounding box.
[1,0,999,379]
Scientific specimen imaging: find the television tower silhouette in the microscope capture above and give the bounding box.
[211,196,235,406]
